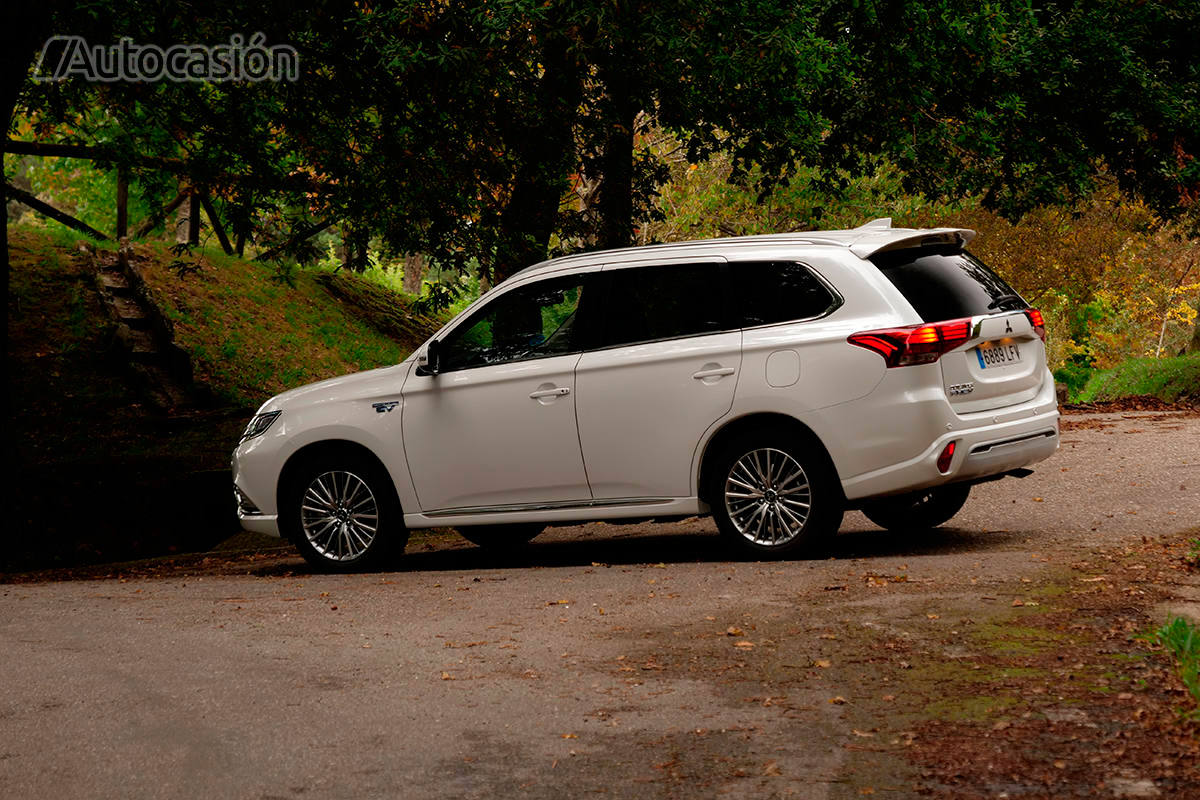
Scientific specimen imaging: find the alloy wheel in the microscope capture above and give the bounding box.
[723,447,813,547]
[300,470,379,561]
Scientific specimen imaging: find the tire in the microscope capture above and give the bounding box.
[456,523,544,548]
[708,430,844,557]
[860,484,971,531]
[280,452,407,572]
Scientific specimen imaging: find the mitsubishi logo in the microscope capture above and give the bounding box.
[1005,319,1013,334]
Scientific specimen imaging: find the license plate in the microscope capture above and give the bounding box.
[975,342,1022,368]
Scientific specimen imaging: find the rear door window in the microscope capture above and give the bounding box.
[871,246,1026,322]
[598,262,727,348]
[733,261,840,327]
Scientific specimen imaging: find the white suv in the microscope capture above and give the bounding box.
[232,219,1059,570]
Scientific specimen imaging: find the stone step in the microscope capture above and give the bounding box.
[98,271,132,294]
[118,327,161,361]
[110,295,149,328]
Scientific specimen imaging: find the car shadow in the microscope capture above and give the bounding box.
[249,519,1032,577]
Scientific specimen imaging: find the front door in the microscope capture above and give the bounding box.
[401,273,595,512]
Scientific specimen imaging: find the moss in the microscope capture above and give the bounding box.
[970,622,1068,656]
[924,695,1019,721]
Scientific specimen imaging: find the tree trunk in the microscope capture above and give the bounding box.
[593,44,639,252]
[402,253,425,294]
[594,103,637,251]
[187,192,201,245]
[490,36,583,283]
[175,192,191,243]
[1185,323,1200,356]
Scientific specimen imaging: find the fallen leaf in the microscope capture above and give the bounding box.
[852,729,875,738]
[440,672,453,680]
[926,613,940,620]
[561,733,577,739]
[829,696,847,705]
[764,760,782,776]
[734,640,755,649]
[814,659,832,668]
[1033,497,1044,502]
[1012,599,1025,607]
[727,626,745,636]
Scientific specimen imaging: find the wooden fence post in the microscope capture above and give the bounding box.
[115,165,128,239]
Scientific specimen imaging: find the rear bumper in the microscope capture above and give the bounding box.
[841,386,1059,501]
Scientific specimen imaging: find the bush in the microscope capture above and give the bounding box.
[1053,362,1094,401]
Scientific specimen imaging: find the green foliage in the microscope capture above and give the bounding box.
[1155,617,1200,719]
[1076,354,1200,404]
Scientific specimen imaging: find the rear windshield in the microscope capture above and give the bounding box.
[870,245,1026,322]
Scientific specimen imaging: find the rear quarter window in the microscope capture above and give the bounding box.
[870,246,1026,322]
[733,261,840,327]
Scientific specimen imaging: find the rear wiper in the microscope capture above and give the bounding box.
[987,293,1026,310]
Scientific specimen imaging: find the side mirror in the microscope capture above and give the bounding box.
[416,339,441,376]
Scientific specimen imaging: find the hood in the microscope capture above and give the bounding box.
[257,363,410,414]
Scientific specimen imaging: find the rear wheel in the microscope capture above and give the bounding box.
[281,453,407,572]
[708,431,843,557]
[861,484,971,531]
[456,523,543,548]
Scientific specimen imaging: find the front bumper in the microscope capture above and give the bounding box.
[238,512,281,537]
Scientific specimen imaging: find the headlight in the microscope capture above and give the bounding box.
[241,411,281,442]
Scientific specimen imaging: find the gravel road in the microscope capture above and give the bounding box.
[2,410,1197,800]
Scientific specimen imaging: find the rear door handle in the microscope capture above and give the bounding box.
[529,387,571,399]
[692,367,735,380]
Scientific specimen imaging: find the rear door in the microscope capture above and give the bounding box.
[871,246,1047,412]
[574,259,740,499]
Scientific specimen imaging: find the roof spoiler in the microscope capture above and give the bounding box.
[849,227,976,259]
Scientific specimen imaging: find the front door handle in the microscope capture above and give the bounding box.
[692,366,736,380]
[529,386,571,399]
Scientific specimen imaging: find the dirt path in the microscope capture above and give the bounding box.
[1,411,1197,799]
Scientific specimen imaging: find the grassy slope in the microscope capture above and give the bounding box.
[130,241,438,409]
[1078,353,1200,403]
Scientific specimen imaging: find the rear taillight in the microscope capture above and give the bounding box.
[1025,308,1046,341]
[848,318,972,368]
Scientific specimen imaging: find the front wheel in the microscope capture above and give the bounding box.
[860,484,971,531]
[281,453,407,572]
[708,432,843,557]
